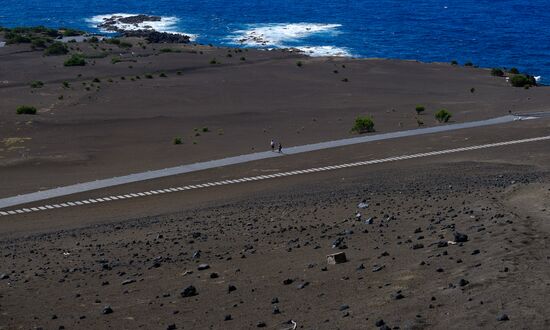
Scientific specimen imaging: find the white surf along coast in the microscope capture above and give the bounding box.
[230,23,352,57]
[87,13,197,40]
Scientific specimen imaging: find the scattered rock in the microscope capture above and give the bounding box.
[327,252,347,264]
[102,305,113,315]
[197,264,210,271]
[454,232,469,243]
[496,313,509,321]
[181,285,198,297]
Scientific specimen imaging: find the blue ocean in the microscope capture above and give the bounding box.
[1,0,549,81]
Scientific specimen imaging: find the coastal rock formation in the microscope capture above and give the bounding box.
[97,14,191,43]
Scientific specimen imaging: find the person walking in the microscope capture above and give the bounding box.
[270,139,275,152]
[278,142,282,153]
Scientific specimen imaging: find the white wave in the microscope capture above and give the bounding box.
[229,22,349,57]
[534,76,541,82]
[87,13,197,40]
[295,45,352,57]
[231,23,342,47]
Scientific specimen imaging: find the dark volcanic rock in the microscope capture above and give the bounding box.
[123,30,191,43]
[102,305,113,315]
[181,285,198,297]
[454,232,469,243]
[496,313,509,321]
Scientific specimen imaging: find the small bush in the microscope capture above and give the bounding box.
[491,68,504,77]
[92,78,100,83]
[240,56,246,61]
[62,28,84,37]
[470,87,475,93]
[342,78,349,82]
[31,38,47,49]
[510,74,536,87]
[351,116,375,134]
[451,60,458,65]
[226,53,232,57]
[210,58,218,64]
[160,48,173,53]
[106,38,121,45]
[296,61,303,67]
[119,41,132,49]
[62,81,70,88]
[64,54,86,66]
[159,72,167,77]
[145,74,153,79]
[435,109,452,123]
[16,105,37,115]
[88,36,99,43]
[415,105,425,115]
[509,67,519,74]
[43,41,68,56]
[30,80,44,88]
[173,137,183,145]
[464,61,473,67]
[202,127,209,132]
[111,56,122,64]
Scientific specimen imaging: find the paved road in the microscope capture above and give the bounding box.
[1,134,549,217]
[0,114,540,210]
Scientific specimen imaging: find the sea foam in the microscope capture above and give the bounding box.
[87,13,197,40]
[229,23,351,57]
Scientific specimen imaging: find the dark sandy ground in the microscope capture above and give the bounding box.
[1,38,550,197]
[1,37,550,330]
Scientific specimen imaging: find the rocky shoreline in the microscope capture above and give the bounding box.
[97,14,191,43]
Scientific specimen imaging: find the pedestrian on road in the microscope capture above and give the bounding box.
[270,139,275,152]
[278,143,283,153]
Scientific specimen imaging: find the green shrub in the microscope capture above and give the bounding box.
[342,78,349,82]
[351,116,375,134]
[470,87,475,93]
[296,61,303,67]
[62,81,70,88]
[61,28,84,37]
[119,41,132,49]
[145,74,153,79]
[509,67,519,74]
[30,80,44,88]
[159,72,167,77]
[240,56,246,61]
[5,32,31,44]
[173,137,183,145]
[44,41,68,55]
[202,127,209,132]
[88,36,99,43]
[464,61,473,67]
[31,38,47,49]
[491,68,504,77]
[435,109,452,123]
[92,78,100,83]
[450,60,458,65]
[210,58,218,64]
[415,105,425,115]
[16,105,37,115]
[105,38,121,45]
[510,74,536,87]
[160,48,173,53]
[64,54,86,66]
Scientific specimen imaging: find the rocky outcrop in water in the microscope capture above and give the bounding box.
[97,14,191,44]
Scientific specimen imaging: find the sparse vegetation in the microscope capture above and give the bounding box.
[159,72,167,78]
[62,81,70,88]
[210,58,218,64]
[491,68,504,77]
[92,78,100,83]
[342,78,349,82]
[509,67,520,74]
[64,54,86,66]
[296,61,303,67]
[44,41,69,56]
[202,127,209,132]
[30,80,44,88]
[510,74,537,88]
[415,105,425,115]
[351,116,375,134]
[451,60,458,65]
[173,137,183,145]
[464,61,473,67]
[435,109,452,123]
[145,74,153,79]
[160,48,173,53]
[470,87,475,93]
[16,105,37,115]
[240,56,246,61]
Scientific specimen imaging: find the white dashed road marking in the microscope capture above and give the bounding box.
[0,135,549,217]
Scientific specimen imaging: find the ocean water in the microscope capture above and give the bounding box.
[1,0,549,81]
